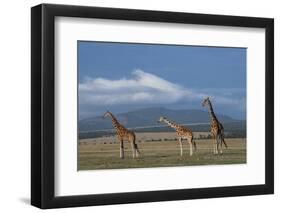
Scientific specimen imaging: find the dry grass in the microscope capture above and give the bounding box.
[78,132,246,170]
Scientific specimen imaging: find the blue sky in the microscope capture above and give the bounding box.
[78,41,246,120]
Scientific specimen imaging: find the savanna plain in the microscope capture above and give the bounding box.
[78,132,246,170]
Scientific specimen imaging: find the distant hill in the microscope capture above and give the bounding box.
[79,107,239,132]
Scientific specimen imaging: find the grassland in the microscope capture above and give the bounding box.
[78,132,246,170]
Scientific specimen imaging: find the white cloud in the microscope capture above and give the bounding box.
[79,69,241,107]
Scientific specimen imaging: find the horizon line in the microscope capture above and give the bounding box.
[79,106,245,121]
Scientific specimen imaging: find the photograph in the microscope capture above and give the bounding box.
[30,3,274,209]
[78,41,247,170]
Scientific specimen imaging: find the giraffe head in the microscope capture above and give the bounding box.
[202,97,210,107]
[103,110,112,119]
[158,116,166,123]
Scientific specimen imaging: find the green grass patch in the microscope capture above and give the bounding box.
[78,138,246,170]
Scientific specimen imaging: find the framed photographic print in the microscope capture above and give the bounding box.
[31,3,274,209]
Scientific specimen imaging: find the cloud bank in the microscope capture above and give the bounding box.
[80,69,198,106]
[79,69,243,107]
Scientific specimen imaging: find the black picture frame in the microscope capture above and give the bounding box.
[31,3,274,209]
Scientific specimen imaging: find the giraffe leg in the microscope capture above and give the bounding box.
[219,135,223,154]
[131,134,139,158]
[189,140,193,156]
[120,140,124,159]
[178,138,183,156]
[212,134,217,154]
[193,140,197,152]
[216,136,220,155]
[220,127,228,149]
[134,143,140,158]
[130,142,135,159]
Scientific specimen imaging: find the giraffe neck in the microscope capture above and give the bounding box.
[162,118,179,130]
[207,101,218,123]
[107,112,121,130]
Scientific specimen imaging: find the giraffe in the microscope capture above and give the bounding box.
[103,111,140,159]
[158,116,196,156]
[202,97,228,154]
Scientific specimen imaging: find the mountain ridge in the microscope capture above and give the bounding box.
[79,107,240,132]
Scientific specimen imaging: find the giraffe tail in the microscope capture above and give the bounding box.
[221,134,228,148]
